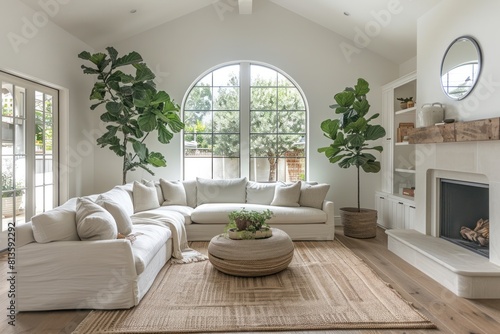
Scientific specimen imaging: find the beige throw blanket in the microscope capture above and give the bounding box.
[131,210,208,264]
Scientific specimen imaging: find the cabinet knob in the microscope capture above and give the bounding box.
[398,202,404,205]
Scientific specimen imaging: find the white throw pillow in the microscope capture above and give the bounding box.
[299,183,330,209]
[182,179,197,208]
[196,177,247,206]
[96,195,133,235]
[160,178,187,206]
[133,181,160,212]
[271,181,302,207]
[246,181,277,204]
[76,197,118,241]
[31,198,79,243]
[100,186,134,217]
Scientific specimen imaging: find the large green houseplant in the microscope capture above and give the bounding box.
[318,78,386,238]
[78,47,184,184]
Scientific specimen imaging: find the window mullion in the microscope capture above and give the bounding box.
[240,62,250,179]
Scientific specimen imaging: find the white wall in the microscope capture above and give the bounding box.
[0,0,96,200]
[91,1,399,215]
[417,0,500,122]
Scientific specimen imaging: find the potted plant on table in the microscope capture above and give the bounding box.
[318,78,386,238]
[225,208,274,240]
[396,97,414,109]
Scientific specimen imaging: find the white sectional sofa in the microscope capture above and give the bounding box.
[16,177,334,311]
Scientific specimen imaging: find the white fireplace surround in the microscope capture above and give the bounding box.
[387,141,500,298]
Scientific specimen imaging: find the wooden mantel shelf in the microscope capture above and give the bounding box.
[408,117,500,144]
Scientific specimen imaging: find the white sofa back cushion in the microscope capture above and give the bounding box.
[246,181,276,204]
[133,181,160,213]
[182,180,197,208]
[31,198,79,243]
[299,183,330,209]
[196,177,247,206]
[271,181,301,207]
[160,179,187,206]
[100,186,134,217]
[76,197,118,241]
[96,195,133,235]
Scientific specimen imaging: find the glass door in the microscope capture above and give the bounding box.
[1,72,58,250]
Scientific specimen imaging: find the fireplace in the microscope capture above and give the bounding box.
[440,178,489,257]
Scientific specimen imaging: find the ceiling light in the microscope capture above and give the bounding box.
[130,9,137,14]
[343,11,350,16]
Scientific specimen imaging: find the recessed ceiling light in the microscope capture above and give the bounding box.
[130,9,137,14]
[344,11,350,16]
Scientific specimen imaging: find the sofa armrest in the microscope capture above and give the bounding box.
[322,200,335,225]
[17,239,138,311]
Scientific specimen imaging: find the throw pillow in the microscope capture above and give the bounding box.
[31,198,79,243]
[196,177,247,206]
[270,181,302,207]
[160,178,187,206]
[299,183,330,209]
[96,195,133,235]
[141,179,164,205]
[99,186,134,217]
[246,181,277,204]
[76,197,118,241]
[182,179,197,208]
[133,180,160,212]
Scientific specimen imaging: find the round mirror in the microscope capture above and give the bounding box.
[440,36,482,100]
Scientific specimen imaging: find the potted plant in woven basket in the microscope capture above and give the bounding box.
[225,208,273,240]
[318,78,386,238]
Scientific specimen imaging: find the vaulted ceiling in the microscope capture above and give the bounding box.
[17,0,442,64]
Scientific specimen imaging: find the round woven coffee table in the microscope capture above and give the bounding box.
[208,228,294,277]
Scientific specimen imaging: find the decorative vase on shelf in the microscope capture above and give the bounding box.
[407,100,415,108]
[400,102,407,109]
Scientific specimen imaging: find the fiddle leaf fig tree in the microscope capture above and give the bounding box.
[78,47,184,184]
[318,78,386,212]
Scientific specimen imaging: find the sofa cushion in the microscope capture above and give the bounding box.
[158,205,194,225]
[160,179,187,206]
[96,195,133,235]
[196,177,247,206]
[246,181,276,205]
[76,197,118,241]
[299,183,330,209]
[100,186,134,217]
[182,180,197,208]
[191,203,326,225]
[130,224,171,275]
[31,198,79,243]
[271,181,301,207]
[133,181,160,213]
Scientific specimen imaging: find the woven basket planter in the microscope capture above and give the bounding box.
[340,207,378,239]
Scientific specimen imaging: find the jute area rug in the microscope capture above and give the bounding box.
[73,240,435,333]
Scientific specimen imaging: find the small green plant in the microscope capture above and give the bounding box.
[396,97,413,103]
[225,208,273,233]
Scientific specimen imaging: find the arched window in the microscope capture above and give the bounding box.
[183,62,307,182]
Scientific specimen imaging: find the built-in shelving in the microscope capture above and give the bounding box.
[395,106,417,116]
[395,168,416,174]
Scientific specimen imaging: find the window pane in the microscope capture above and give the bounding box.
[278,73,294,87]
[213,87,239,110]
[44,185,53,211]
[214,111,239,133]
[250,158,272,182]
[184,111,213,133]
[213,65,239,86]
[2,84,14,116]
[184,134,212,157]
[278,134,305,154]
[278,88,305,110]
[196,73,212,86]
[278,111,306,133]
[213,158,239,179]
[213,134,239,157]
[184,158,212,179]
[184,87,212,110]
[251,65,277,86]
[251,88,277,110]
[250,134,276,157]
[251,111,277,133]
[284,156,306,182]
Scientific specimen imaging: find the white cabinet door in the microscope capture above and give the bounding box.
[391,199,405,229]
[404,203,416,229]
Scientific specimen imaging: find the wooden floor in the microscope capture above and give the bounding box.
[3,226,500,334]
